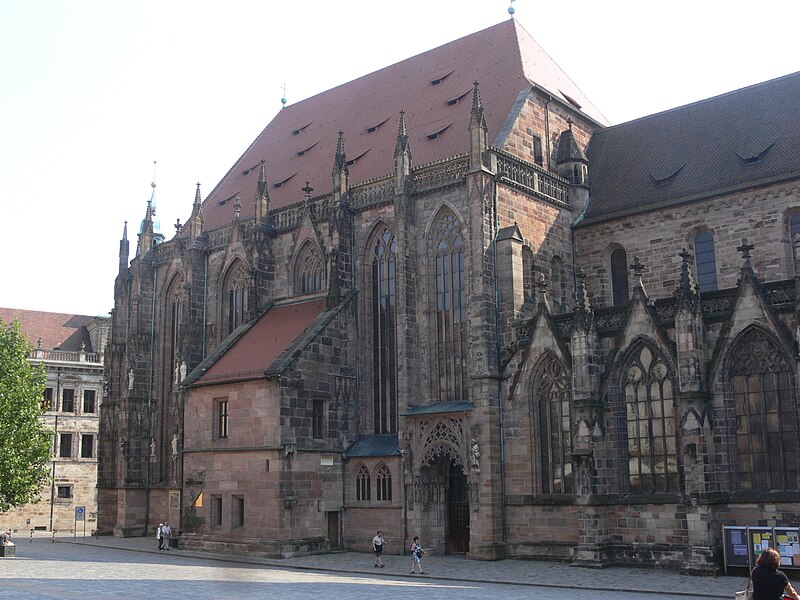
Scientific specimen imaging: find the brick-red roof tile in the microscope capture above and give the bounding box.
[199,19,605,231]
[195,299,326,385]
[0,307,96,351]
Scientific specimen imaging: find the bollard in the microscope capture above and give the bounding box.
[30,528,33,543]
[52,529,56,543]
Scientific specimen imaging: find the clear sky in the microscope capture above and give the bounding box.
[1,0,798,316]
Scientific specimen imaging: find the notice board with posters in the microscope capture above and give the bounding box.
[723,526,800,573]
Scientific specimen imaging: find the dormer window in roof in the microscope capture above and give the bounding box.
[241,162,261,176]
[291,122,313,135]
[430,68,455,85]
[296,142,319,157]
[559,90,582,110]
[446,90,471,106]
[218,193,238,206]
[366,118,390,133]
[735,139,777,165]
[347,149,370,166]
[426,123,452,140]
[273,172,298,189]
[649,163,685,187]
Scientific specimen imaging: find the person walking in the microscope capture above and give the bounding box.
[163,522,172,551]
[156,523,165,551]
[372,530,386,567]
[409,536,426,574]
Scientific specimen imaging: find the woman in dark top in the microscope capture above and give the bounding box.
[752,547,800,600]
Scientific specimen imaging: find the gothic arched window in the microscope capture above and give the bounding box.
[166,276,184,391]
[224,264,250,335]
[623,344,678,494]
[356,464,371,501]
[694,231,718,292]
[610,247,629,306]
[789,213,800,274]
[522,246,535,302]
[375,464,392,502]
[371,227,398,433]
[729,328,798,491]
[534,354,573,495]
[550,255,565,309]
[296,242,324,295]
[433,209,468,402]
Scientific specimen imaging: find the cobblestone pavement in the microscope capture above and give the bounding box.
[0,534,757,599]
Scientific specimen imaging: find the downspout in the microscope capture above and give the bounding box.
[202,251,208,359]
[145,263,156,533]
[493,171,508,547]
[544,95,552,171]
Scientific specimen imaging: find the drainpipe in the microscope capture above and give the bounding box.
[493,171,508,547]
[345,194,359,547]
[145,263,157,533]
[202,251,208,359]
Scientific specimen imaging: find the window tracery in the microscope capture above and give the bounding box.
[296,242,324,295]
[371,227,397,433]
[433,209,468,402]
[729,328,798,491]
[356,464,370,501]
[623,344,678,493]
[376,464,392,501]
[534,354,573,494]
[224,264,250,335]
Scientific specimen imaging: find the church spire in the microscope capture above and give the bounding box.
[394,111,412,193]
[254,160,270,222]
[468,81,488,170]
[118,221,129,273]
[188,182,205,241]
[332,131,349,199]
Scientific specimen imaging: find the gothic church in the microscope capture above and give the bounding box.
[98,19,800,572]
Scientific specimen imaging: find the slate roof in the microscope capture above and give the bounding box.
[580,71,800,225]
[345,434,400,458]
[198,19,606,231]
[0,307,96,352]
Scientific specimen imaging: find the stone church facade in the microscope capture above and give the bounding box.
[98,19,800,572]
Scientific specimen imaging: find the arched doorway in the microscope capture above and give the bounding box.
[447,461,470,553]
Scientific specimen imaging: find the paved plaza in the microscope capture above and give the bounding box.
[0,534,762,599]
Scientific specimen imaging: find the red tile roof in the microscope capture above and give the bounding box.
[0,308,95,351]
[199,19,606,231]
[195,299,326,386]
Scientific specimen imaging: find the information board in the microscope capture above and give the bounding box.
[775,528,800,568]
[723,526,750,569]
[750,527,774,566]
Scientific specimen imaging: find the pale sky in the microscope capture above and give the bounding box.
[1,0,798,316]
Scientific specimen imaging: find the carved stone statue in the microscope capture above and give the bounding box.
[174,362,180,385]
[180,361,187,382]
[470,438,481,472]
[128,369,134,390]
[150,439,156,461]
[171,432,179,461]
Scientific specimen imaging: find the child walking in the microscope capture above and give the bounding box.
[410,536,426,574]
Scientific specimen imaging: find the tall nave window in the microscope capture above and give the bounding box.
[224,264,250,334]
[371,227,398,433]
[433,209,468,402]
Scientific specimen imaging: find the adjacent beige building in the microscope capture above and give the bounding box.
[0,308,109,535]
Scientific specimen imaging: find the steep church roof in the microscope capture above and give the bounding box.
[0,308,96,352]
[581,71,800,225]
[199,19,606,231]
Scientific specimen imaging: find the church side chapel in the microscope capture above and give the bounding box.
[97,17,800,572]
